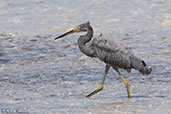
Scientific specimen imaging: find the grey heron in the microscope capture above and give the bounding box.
[55,21,152,98]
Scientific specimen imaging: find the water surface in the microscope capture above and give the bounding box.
[0,0,171,113]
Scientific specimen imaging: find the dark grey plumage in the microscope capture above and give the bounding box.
[55,21,152,98]
[76,22,152,75]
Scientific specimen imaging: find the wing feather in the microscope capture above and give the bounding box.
[92,36,131,69]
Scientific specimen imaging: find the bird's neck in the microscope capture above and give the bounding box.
[78,26,93,44]
[77,25,94,57]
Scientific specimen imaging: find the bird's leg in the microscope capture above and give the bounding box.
[86,65,110,98]
[115,68,131,98]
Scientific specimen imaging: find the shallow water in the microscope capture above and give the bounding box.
[0,0,171,114]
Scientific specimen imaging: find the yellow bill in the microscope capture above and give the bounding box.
[55,27,80,40]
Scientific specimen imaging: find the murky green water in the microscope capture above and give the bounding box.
[0,0,171,113]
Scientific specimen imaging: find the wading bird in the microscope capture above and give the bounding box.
[55,21,152,98]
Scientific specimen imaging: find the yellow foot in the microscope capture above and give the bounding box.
[126,83,131,98]
[86,85,103,98]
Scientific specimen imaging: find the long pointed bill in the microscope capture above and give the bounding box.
[55,27,80,40]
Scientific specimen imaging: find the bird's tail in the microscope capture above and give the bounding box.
[130,54,152,75]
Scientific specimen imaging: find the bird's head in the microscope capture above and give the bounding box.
[55,21,90,40]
